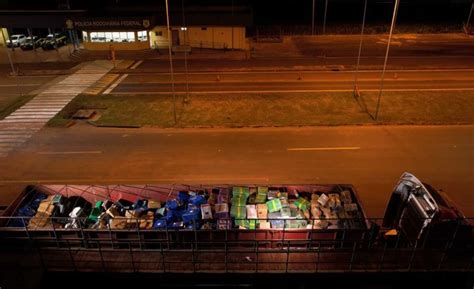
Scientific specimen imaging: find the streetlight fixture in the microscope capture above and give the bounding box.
[353,0,368,97]
[374,0,400,121]
[165,0,177,124]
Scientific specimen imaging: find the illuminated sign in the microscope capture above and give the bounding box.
[68,19,152,30]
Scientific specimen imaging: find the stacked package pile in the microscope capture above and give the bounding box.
[10,187,364,230]
[309,190,363,229]
[228,186,310,229]
[153,190,209,230]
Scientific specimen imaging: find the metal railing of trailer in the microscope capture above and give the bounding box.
[0,215,472,274]
[0,183,472,274]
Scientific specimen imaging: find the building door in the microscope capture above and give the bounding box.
[171,29,179,46]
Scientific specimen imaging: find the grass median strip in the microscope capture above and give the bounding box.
[0,94,36,120]
[48,90,474,128]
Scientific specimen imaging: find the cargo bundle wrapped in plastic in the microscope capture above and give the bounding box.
[9,184,368,232]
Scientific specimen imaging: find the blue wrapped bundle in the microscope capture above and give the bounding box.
[153,218,167,229]
[168,221,183,229]
[189,195,206,206]
[165,209,175,221]
[165,199,179,210]
[185,221,200,230]
[182,208,201,224]
[178,191,190,203]
[30,193,48,209]
[18,206,36,217]
[9,206,36,227]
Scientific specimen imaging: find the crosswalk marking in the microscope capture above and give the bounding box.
[0,60,118,158]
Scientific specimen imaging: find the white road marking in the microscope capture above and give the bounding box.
[133,68,474,76]
[111,87,474,95]
[37,151,103,155]
[130,60,143,69]
[0,84,41,87]
[103,73,128,94]
[0,60,118,158]
[287,147,361,151]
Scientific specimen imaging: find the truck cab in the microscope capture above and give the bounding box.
[382,172,471,247]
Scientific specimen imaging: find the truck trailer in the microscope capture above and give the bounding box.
[0,172,471,273]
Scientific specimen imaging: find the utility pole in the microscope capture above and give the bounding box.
[375,0,400,121]
[323,0,328,34]
[312,0,315,35]
[1,29,16,75]
[465,2,473,33]
[231,0,234,49]
[182,0,190,102]
[165,0,177,124]
[353,0,368,96]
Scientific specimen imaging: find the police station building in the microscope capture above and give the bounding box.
[0,3,252,51]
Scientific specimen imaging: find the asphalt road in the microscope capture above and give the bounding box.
[0,125,472,218]
[132,56,474,73]
[112,69,474,94]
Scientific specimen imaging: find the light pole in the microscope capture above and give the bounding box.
[353,0,368,96]
[182,0,190,102]
[231,0,234,49]
[465,2,473,33]
[1,29,16,75]
[374,0,400,121]
[312,0,315,35]
[323,0,328,34]
[165,0,177,124]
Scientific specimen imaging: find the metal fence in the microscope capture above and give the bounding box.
[0,216,472,273]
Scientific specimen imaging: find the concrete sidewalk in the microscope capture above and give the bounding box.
[0,60,118,158]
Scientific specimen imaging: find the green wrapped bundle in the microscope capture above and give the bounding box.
[230,205,246,218]
[255,192,267,203]
[234,219,257,229]
[266,198,282,213]
[232,195,248,206]
[234,219,249,228]
[232,186,250,206]
[232,186,250,195]
[248,219,257,230]
[294,197,310,211]
[249,187,268,204]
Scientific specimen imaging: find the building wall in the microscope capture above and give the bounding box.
[83,40,150,51]
[150,26,247,50]
[82,30,151,50]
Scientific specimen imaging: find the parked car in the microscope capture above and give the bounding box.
[6,34,27,47]
[41,33,67,50]
[20,36,44,50]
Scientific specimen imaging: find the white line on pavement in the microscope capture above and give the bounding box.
[130,60,143,69]
[103,74,128,94]
[134,68,474,76]
[287,147,361,151]
[0,84,41,87]
[37,151,103,155]
[111,87,474,95]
